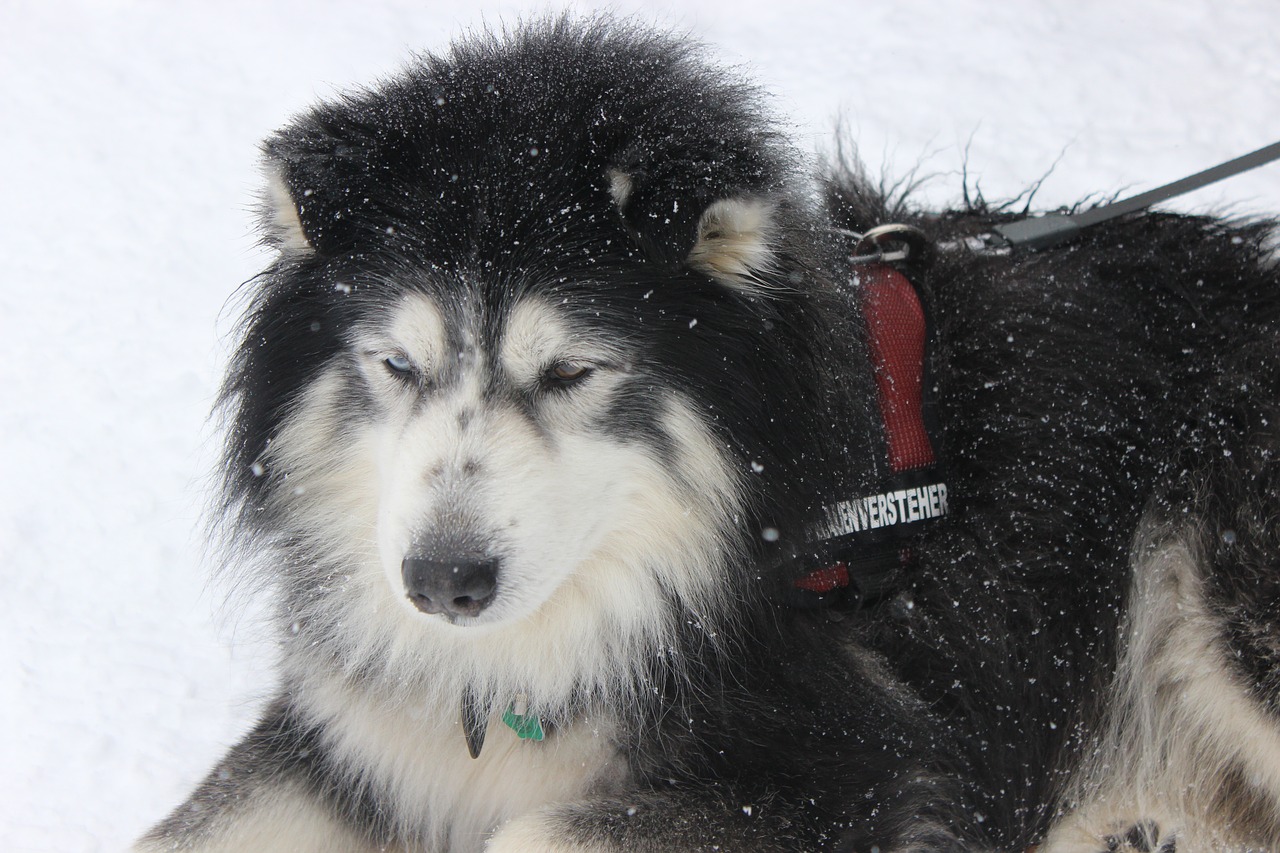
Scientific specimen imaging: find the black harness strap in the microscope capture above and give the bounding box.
[791,231,947,608]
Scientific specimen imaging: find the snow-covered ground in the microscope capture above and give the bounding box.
[3,2,1278,850]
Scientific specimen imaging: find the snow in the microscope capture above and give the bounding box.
[2,1,1277,850]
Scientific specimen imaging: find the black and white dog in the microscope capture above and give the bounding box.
[136,17,1280,852]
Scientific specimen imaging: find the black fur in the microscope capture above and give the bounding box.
[225,18,881,557]
[143,16,1280,853]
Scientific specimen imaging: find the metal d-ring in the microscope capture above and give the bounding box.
[852,223,932,265]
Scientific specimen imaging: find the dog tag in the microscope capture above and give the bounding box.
[502,695,545,741]
[461,687,488,759]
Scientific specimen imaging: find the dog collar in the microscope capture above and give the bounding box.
[792,235,948,607]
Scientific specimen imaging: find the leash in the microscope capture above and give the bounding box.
[986,140,1280,252]
[791,140,1280,607]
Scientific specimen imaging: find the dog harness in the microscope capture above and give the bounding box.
[787,140,1280,607]
[792,226,948,608]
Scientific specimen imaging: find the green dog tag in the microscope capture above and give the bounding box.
[502,700,545,741]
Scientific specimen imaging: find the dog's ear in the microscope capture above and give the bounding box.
[605,168,635,213]
[606,168,779,291]
[260,161,314,255]
[259,130,380,256]
[686,197,777,290]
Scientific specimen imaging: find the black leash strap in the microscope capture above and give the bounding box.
[992,140,1280,251]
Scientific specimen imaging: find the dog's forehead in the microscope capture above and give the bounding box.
[380,289,602,369]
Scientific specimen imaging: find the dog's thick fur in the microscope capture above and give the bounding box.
[137,18,1280,853]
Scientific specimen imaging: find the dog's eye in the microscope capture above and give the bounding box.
[384,354,414,375]
[547,362,591,383]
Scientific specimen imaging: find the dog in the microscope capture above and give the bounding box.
[135,16,1280,852]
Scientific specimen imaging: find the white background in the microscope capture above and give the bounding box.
[3,2,1278,850]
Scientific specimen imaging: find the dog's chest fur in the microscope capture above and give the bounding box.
[302,675,631,850]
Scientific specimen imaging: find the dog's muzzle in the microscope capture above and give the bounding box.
[401,552,499,619]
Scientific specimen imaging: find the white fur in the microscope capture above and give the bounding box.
[605,169,632,210]
[239,291,746,847]
[488,809,613,853]
[301,675,628,851]
[261,165,312,254]
[687,197,778,290]
[1041,521,1280,852]
[134,782,390,853]
[368,293,451,378]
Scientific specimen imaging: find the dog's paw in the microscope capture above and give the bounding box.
[1099,821,1176,853]
[487,811,611,853]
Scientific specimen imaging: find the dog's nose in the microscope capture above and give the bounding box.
[401,554,499,618]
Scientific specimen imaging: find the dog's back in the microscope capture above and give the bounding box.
[834,182,1280,848]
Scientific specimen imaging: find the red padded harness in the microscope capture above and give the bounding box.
[864,263,936,474]
[792,251,946,604]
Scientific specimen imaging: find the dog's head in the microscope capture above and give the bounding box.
[223,19,878,651]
